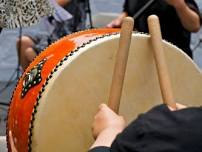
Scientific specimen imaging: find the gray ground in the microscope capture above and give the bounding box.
[0,0,202,136]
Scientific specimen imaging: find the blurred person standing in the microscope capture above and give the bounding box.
[107,0,201,58]
[65,0,87,32]
[0,0,53,33]
[17,0,87,70]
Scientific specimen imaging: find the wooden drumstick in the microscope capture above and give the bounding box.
[108,17,134,113]
[147,15,177,110]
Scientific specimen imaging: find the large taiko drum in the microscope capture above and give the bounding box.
[7,28,202,152]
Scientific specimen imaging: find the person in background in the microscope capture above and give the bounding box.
[65,0,88,32]
[17,0,87,70]
[0,0,53,33]
[89,103,202,152]
[107,0,201,58]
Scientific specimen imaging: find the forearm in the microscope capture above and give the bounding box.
[90,128,121,150]
[118,12,128,20]
[174,2,200,32]
[106,12,128,28]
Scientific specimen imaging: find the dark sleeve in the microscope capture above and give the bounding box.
[88,146,110,152]
[123,0,144,16]
[110,113,146,151]
[123,0,129,12]
[110,104,202,152]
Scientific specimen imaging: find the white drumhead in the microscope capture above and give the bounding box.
[32,33,202,151]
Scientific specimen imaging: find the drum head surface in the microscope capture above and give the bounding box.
[31,33,202,151]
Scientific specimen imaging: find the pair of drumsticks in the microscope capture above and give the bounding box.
[108,15,177,114]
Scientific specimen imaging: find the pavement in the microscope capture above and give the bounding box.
[0,0,202,139]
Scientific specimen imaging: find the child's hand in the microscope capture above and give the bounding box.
[92,104,126,139]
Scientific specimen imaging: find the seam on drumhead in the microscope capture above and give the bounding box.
[27,32,119,152]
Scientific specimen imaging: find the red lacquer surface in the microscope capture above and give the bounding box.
[7,28,120,152]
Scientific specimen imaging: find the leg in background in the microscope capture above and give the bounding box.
[16,36,37,71]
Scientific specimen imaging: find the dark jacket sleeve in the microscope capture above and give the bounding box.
[89,104,202,152]
[123,0,144,16]
[89,146,110,152]
[110,105,202,152]
[123,0,128,12]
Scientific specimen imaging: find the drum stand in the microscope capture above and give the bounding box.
[85,0,93,28]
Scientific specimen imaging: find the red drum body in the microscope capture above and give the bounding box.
[7,28,202,152]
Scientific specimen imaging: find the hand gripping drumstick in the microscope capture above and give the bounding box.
[108,17,134,113]
[147,15,177,110]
